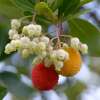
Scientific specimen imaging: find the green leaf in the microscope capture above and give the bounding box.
[0,71,35,98]
[36,15,52,32]
[44,0,47,3]
[24,11,33,16]
[50,0,80,17]
[10,0,35,12]
[0,23,10,61]
[63,0,80,16]
[50,0,63,11]
[0,86,7,100]
[66,9,91,21]
[28,0,36,5]
[35,2,57,23]
[68,18,100,56]
[0,0,23,18]
[80,0,93,6]
[65,81,86,100]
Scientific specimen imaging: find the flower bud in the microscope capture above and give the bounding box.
[32,56,43,65]
[5,43,16,54]
[22,24,35,37]
[32,37,39,43]
[41,51,47,58]
[71,37,80,49]
[40,36,49,45]
[11,40,21,49]
[79,44,88,54]
[34,42,46,55]
[11,19,21,30]
[20,37,31,48]
[63,43,69,49]
[22,26,28,35]
[35,25,42,36]
[56,49,69,61]
[50,51,57,62]
[22,24,42,37]
[54,61,64,71]
[35,25,42,33]
[27,24,36,37]
[21,49,30,58]
[12,34,20,40]
[8,29,18,39]
[38,42,46,51]
[31,41,37,52]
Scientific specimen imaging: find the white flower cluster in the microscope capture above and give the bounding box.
[71,37,88,54]
[5,18,88,71]
[8,19,21,40]
[33,49,69,71]
[22,24,42,37]
[5,19,50,58]
[11,19,21,30]
[49,49,69,71]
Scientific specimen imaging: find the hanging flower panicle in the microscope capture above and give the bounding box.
[4,18,88,90]
[5,18,88,71]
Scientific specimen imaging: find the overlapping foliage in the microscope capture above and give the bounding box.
[0,0,100,99]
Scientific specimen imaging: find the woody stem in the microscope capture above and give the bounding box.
[32,13,36,24]
[56,24,61,48]
[56,17,63,48]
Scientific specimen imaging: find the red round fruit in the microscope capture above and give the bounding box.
[31,63,58,90]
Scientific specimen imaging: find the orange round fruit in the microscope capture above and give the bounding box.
[58,47,82,76]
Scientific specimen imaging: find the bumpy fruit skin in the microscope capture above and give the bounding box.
[31,63,58,90]
[58,47,82,76]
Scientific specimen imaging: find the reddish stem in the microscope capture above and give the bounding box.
[56,24,61,48]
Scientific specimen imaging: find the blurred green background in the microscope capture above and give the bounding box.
[0,0,100,100]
